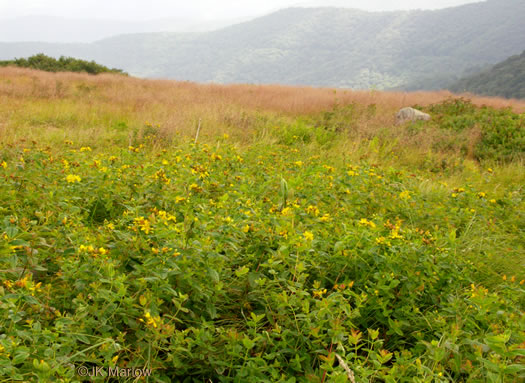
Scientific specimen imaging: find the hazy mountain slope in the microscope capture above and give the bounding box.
[1,0,524,89]
[449,51,525,99]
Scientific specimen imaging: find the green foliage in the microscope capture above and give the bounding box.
[425,98,525,162]
[273,120,337,147]
[450,50,525,99]
[0,135,523,381]
[0,53,127,75]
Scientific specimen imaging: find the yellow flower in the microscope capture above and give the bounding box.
[389,230,403,240]
[242,225,251,233]
[376,237,388,245]
[0,161,6,168]
[399,190,411,200]
[189,183,202,193]
[80,146,92,152]
[312,288,327,298]
[175,196,187,203]
[490,199,497,204]
[66,174,81,183]
[294,161,303,167]
[143,311,162,328]
[477,192,486,198]
[281,207,292,216]
[133,217,152,234]
[359,218,376,228]
[306,205,320,216]
[303,231,314,241]
[319,214,331,222]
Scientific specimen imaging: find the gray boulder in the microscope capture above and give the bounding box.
[396,107,431,124]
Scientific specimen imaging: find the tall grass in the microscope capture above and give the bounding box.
[1,67,524,144]
[1,66,523,185]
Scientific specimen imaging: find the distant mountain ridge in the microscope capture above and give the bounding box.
[450,51,525,99]
[0,15,252,43]
[1,0,524,90]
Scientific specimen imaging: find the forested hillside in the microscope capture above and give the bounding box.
[0,0,524,89]
[450,51,525,99]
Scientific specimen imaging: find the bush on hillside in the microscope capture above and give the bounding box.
[424,98,525,162]
[0,53,126,75]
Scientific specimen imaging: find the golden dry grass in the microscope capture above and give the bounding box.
[1,66,524,151]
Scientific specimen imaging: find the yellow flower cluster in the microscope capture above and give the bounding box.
[306,205,320,216]
[399,190,411,200]
[66,174,81,183]
[303,231,314,241]
[359,218,376,228]
[152,169,171,184]
[189,183,203,193]
[153,209,177,224]
[79,245,109,256]
[319,213,331,222]
[141,311,162,329]
[133,217,153,234]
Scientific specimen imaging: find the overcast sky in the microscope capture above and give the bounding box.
[1,0,484,21]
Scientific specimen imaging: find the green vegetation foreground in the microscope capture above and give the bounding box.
[0,69,524,381]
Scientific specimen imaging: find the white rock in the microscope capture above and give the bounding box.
[396,107,431,124]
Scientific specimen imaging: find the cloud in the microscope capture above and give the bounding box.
[0,0,483,20]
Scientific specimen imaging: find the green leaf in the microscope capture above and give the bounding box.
[12,349,30,364]
[5,226,19,238]
[208,268,220,283]
[242,338,255,350]
[235,266,249,278]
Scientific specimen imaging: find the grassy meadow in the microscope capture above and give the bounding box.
[0,68,524,382]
